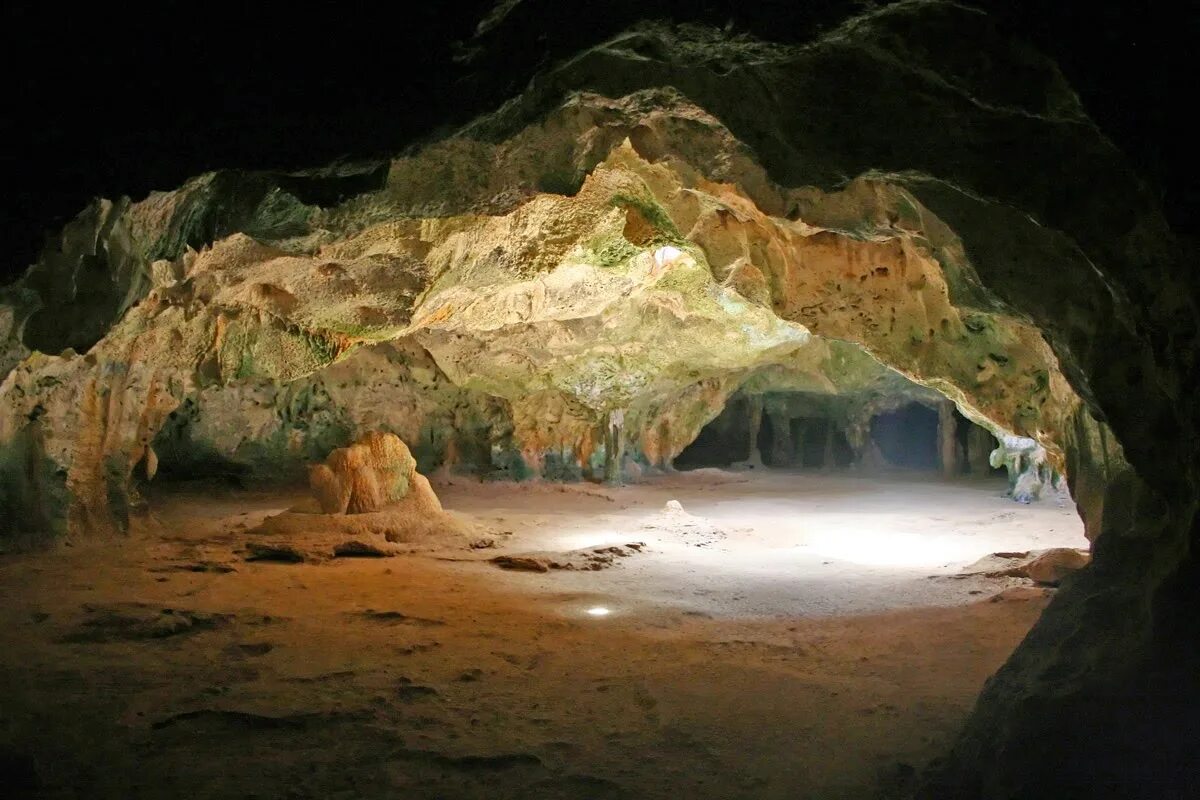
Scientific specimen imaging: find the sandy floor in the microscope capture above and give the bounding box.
[0,469,1085,799]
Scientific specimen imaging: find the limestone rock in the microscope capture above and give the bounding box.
[990,435,1060,504]
[308,431,431,515]
[973,548,1091,586]
[229,432,466,559]
[489,555,550,573]
[1,93,1096,539]
[491,542,645,572]
[332,539,405,558]
[246,434,465,554]
[1021,548,1090,586]
[245,501,468,560]
[987,586,1054,604]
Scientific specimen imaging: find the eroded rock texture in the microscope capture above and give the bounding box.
[0,117,1086,536]
[0,1,1195,795]
[309,431,432,515]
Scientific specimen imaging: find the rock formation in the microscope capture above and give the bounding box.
[970,548,1092,587]
[0,1,1195,795]
[248,433,464,558]
[1017,548,1091,586]
[991,435,1059,503]
[0,87,1095,543]
[308,431,437,515]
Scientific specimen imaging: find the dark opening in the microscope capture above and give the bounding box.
[799,418,829,467]
[681,393,868,471]
[674,423,736,469]
[956,412,971,467]
[757,413,776,464]
[870,402,939,470]
[673,395,753,469]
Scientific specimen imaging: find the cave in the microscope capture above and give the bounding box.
[871,403,939,471]
[673,392,757,469]
[0,2,1194,799]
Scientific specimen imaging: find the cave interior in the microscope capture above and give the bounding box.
[0,2,1194,799]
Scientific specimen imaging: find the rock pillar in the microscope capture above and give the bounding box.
[967,424,995,476]
[767,410,793,467]
[743,395,764,467]
[938,400,959,479]
[844,413,868,469]
[822,422,836,470]
[603,409,625,485]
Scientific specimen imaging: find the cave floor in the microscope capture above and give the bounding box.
[0,470,1085,799]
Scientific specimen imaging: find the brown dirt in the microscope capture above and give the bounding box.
[0,470,1082,799]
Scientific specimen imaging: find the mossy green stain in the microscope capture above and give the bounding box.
[609,192,682,241]
[586,235,641,268]
[304,331,340,365]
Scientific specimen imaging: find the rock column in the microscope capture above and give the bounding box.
[744,396,764,467]
[938,400,959,479]
[844,413,869,469]
[767,409,793,467]
[603,409,625,485]
[967,424,995,476]
[822,422,836,470]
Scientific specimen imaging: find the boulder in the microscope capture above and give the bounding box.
[976,548,1091,586]
[1022,548,1091,586]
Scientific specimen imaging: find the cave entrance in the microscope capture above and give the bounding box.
[673,389,1004,480]
[869,402,939,471]
[672,393,758,469]
[755,413,855,469]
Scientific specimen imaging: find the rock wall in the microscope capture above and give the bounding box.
[150,334,926,485]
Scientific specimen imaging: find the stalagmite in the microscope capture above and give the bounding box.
[990,435,1052,503]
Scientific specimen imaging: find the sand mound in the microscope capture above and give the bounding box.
[243,503,474,563]
[639,499,732,548]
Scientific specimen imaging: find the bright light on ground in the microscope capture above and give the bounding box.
[585,606,612,617]
[803,529,978,568]
[557,531,627,550]
[441,472,1087,617]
